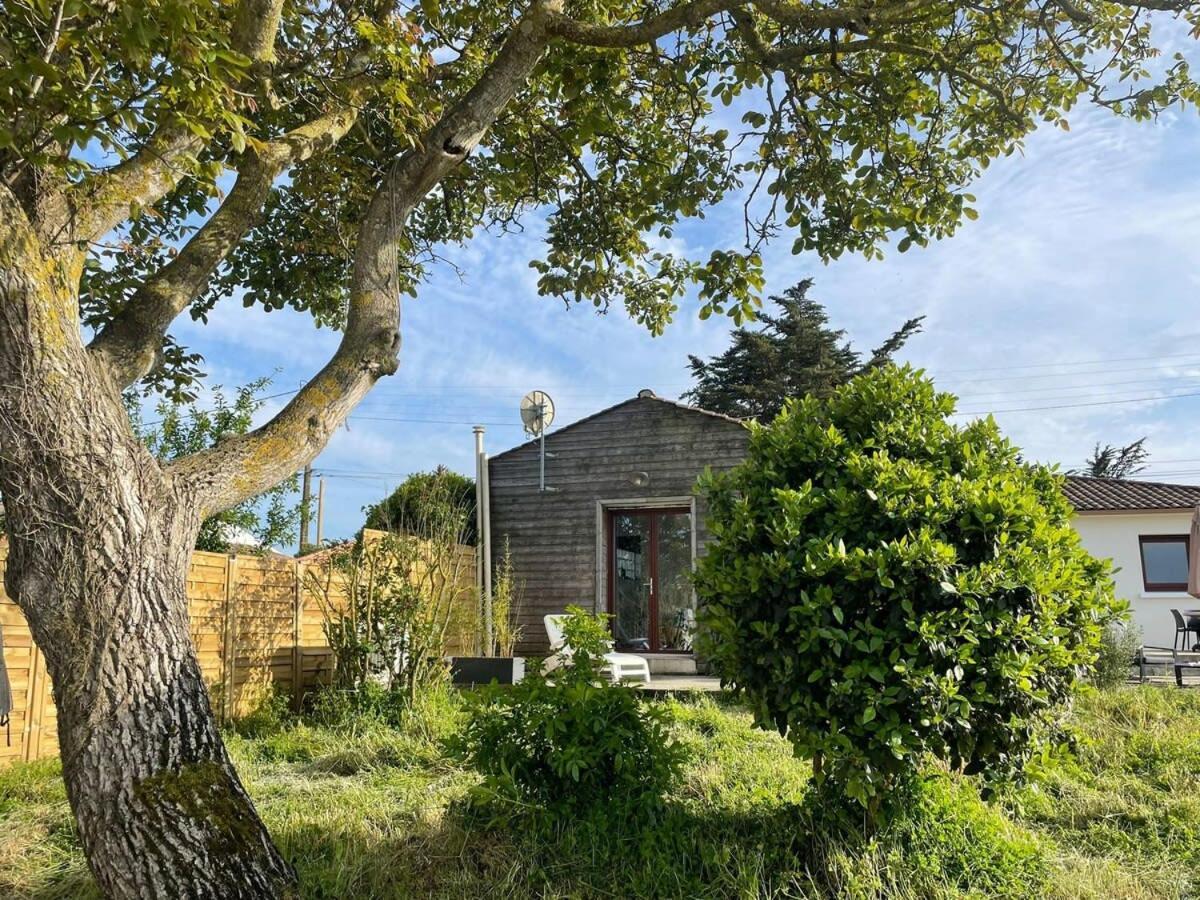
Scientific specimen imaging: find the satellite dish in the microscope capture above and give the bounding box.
[520,390,555,436]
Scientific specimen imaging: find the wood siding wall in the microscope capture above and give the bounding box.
[0,530,475,767]
[488,397,748,654]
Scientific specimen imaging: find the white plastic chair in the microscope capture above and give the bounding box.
[544,614,651,684]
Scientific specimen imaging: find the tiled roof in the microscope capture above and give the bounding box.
[1063,475,1200,512]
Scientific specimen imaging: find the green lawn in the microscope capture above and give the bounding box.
[2,686,1198,899]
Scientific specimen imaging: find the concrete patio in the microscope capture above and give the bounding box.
[638,675,724,693]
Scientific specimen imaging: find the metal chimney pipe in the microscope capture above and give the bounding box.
[473,427,493,655]
[480,450,493,656]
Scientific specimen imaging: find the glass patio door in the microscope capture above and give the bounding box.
[609,507,694,652]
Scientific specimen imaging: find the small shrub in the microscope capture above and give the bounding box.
[695,366,1123,815]
[1091,623,1141,689]
[556,602,616,678]
[452,606,685,821]
[305,530,471,701]
[461,535,526,656]
[489,537,525,657]
[232,685,293,737]
[308,681,408,728]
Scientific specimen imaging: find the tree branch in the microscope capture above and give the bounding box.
[87,102,363,389]
[1103,0,1193,8]
[732,11,1026,126]
[34,0,288,247]
[752,0,936,33]
[27,0,67,103]
[547,0,739,47]
[232,0,286,65]
[730,8,823,71]
[172,1,562,514]
[545,0,944,48]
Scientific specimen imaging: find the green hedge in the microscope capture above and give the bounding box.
[695,366,1123,811]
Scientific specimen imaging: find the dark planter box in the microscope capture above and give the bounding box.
[450,656,525,686]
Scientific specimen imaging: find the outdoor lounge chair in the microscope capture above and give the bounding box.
[544,614,651,684]
[1136,644,1200,687]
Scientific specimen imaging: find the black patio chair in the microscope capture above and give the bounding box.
[1172,609,1200,650]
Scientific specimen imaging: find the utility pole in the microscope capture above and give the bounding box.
[299,464,312,553]
[315,476,325,547]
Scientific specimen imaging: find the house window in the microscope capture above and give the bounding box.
[1139,535,1190,592]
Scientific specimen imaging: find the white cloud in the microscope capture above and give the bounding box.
[174,92,1200,538]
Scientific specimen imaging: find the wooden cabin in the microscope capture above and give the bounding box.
[487,390,748,673]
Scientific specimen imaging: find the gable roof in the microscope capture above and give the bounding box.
[488,390,745,463]
[1063,475,1200,513]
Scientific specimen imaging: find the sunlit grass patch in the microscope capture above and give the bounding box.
[0,758,95,900]
[0,685,1196,898]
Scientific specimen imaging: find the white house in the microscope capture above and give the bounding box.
[1064,476,1200,648]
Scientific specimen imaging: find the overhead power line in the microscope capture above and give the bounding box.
[957,389,1200,416]
[128,352,1200,431]
[349,415,523,427]
[932,350,1200,375]
[954,374,1200,401]
[942,360,1200,387]
[1123,470,1200,479]
[958,385,1200,409]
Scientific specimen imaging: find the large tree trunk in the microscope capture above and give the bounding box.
[7,514,294,899]
[0,257,294,897]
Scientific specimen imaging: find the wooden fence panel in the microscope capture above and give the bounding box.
[230,556,298,718]
[296,563,346,694]
[0,534,478,766]
[187,551,230,716]
[34,651,58,761]
[0,545,35,765]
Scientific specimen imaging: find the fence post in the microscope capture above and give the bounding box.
[21,644,46,762]
[292,561,304,713]
[221,554,238,724]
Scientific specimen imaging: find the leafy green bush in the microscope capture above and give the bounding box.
[363,466,476,544]
[304,532,467,701]
[1091,623,1140,689]
[308,681,411,728]
[305,679,461,739]
[556,603,617,677]
[452,607,685,821]
[694,366,1121,813]
[232,685,294,738]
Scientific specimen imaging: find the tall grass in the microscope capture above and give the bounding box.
[0,686,1196,899]
[1014,686,1200,898]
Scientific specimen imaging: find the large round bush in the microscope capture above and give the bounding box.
[694,366,1121,809]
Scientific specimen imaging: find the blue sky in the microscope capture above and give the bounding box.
[171,93,1200,546]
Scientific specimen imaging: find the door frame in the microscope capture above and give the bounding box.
[593,496,696,618]
[600,500,696,653]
